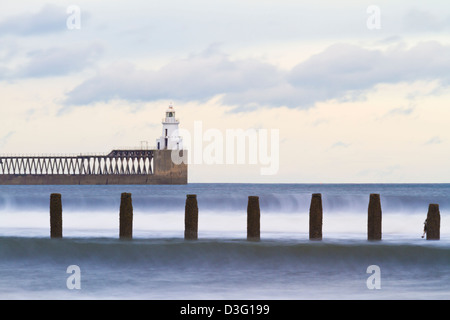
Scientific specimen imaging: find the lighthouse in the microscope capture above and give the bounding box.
[156,104,183,150]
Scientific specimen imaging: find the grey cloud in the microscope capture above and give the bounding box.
[63,41,450,109]
[64,52,282,106]
[15,43,103,78]
[289,41,450,100]
[403,8,450,33]
[0,43,103,80]
[0,4,67,36]
[289,43,384,92]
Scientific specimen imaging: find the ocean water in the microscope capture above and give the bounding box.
[0,183,449,300]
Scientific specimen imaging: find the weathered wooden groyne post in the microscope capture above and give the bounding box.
[368,193,382,240]
[247,196,260,241]
[426,204,440,240]
[119,192,133,239]
[185,194,198,240]
[309,193,323,240]
[50,193,62,238]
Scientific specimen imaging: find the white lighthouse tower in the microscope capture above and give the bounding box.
[156,104,183,150]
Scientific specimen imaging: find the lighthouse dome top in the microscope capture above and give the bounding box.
[166,103,175,112]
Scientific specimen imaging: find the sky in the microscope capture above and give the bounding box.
[0,0,449,183]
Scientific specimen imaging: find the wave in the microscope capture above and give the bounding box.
[1,237,449,270]
[1,236,450,300]
[0,184,448,239]
[1,208,446,239]
[0,184,448,215]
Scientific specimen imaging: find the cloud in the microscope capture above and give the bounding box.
[403,8,450,33]
[63,51,282,106]
[288,42,450,101]
[0,4,67,36]
[424,136,442,145]
[63,41,450,109]
[0,131,15,148]
[330,141,351,149]
[381,105,415,119]
[0,42,103,80]
[16,43,103,78]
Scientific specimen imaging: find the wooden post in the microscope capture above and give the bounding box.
[309,193,322,240]
[247,196,260,241]
[119,192,133,239]
[185,194,198,240]
[368,193,382,240]
[50,193,62,238]
[426,204,440,240]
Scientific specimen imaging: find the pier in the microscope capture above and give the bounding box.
[0,149,187,185]
[0,150,154,175]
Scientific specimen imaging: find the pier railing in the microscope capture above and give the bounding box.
[0,150,154,175]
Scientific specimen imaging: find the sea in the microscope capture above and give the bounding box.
[0,183,449,301]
